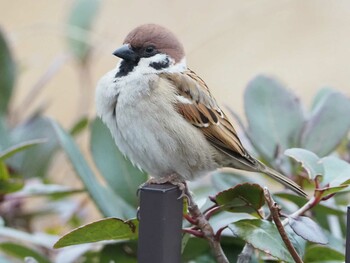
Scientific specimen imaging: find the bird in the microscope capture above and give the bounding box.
[95,24,307,198]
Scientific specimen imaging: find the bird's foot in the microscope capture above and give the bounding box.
[139,174,191,204]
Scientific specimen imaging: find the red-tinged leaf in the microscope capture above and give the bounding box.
[214,183,264,215]
[54,218,138,248]
[229,219,294,263]
[284,148,323,180]
[288,216,327,245]
[275,192,346,215]
[315,185,349,199]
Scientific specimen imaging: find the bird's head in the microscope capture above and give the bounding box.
[114,24,186,77]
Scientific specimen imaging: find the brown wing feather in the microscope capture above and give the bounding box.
[160,69,254,165]
[159,70,307,197]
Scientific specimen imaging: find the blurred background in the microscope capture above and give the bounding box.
[1,0,349,127]
[1,1,350,262]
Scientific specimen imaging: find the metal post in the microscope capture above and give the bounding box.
[137,183,183,263]
[347,206,350,263]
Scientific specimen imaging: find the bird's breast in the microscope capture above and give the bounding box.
[106,74,218,180]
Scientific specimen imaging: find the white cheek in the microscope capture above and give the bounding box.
[166,57,187,73]
[137,53,170,73]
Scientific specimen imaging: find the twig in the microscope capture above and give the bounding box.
[237,243,254,263]
[184,186,229,263]
[264,188,303,263]
[183,228,204,238]
[289,196,317,219]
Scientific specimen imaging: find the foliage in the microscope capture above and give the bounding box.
[0,4,350,262]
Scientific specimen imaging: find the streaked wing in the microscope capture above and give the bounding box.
[160,69,256,167]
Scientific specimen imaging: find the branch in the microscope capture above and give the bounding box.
[184,186,229,263]
[237,243,254,263]
[264,188,303,263]
[289,196,317,218]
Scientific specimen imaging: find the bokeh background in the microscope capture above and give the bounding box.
[1,0,349,128]
[1,1,350,262]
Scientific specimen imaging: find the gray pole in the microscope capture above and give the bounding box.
[137,183,183,263]
[347,206,350,263]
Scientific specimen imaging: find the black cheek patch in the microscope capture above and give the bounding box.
[115,59,139,78]
[149,57,170,70]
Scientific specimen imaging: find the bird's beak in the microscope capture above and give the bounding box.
[113,44,137,61]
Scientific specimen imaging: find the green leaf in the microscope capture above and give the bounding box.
[0,161,9,180]
[244,76,304,161]
[99,243,137,263]
[67,0,101,63]
[215,183,264,214]
[51,119,135,218]
[0,139,46,161]
[69,116,89,136]
[182,237,215,262]
[284,148,323,180]
[211,171,261,192]
[320,156,350,187]
[9,117,58,178]
[90,118,147,207]
[301,90,350,156]
[0,243,51,263]
[0,116,10,150]
[310,87,334,111]
[303,245,344,263]
[284,225,307,258]
[229,219,294,262]
[315,185,349,199]
[54,218,138,248]
[0,227,56,249]
[0,167,24,194]
[0,28,16,114]
[11,182,83,198]
[288,216,327,244]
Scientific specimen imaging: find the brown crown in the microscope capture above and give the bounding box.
[124,24,185,63]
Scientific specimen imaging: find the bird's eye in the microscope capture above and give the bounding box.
[145,46,155,54]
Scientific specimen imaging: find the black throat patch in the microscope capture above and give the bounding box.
[149,57,170,70]
[115,59,140,78]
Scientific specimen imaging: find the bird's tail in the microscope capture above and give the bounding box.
[257,161,308,198]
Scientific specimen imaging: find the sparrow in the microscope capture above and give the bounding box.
[95,24,307,197]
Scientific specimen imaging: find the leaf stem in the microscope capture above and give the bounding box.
[182,228,204,238]
[184,185,229,263]
[289,196,318,219]
[264,188,303,263]
[204,205,221,220]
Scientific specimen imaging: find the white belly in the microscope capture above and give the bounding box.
[96,69,218,180]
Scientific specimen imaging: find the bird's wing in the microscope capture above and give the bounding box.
[159,70,307,197]
[160,69,256,167]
